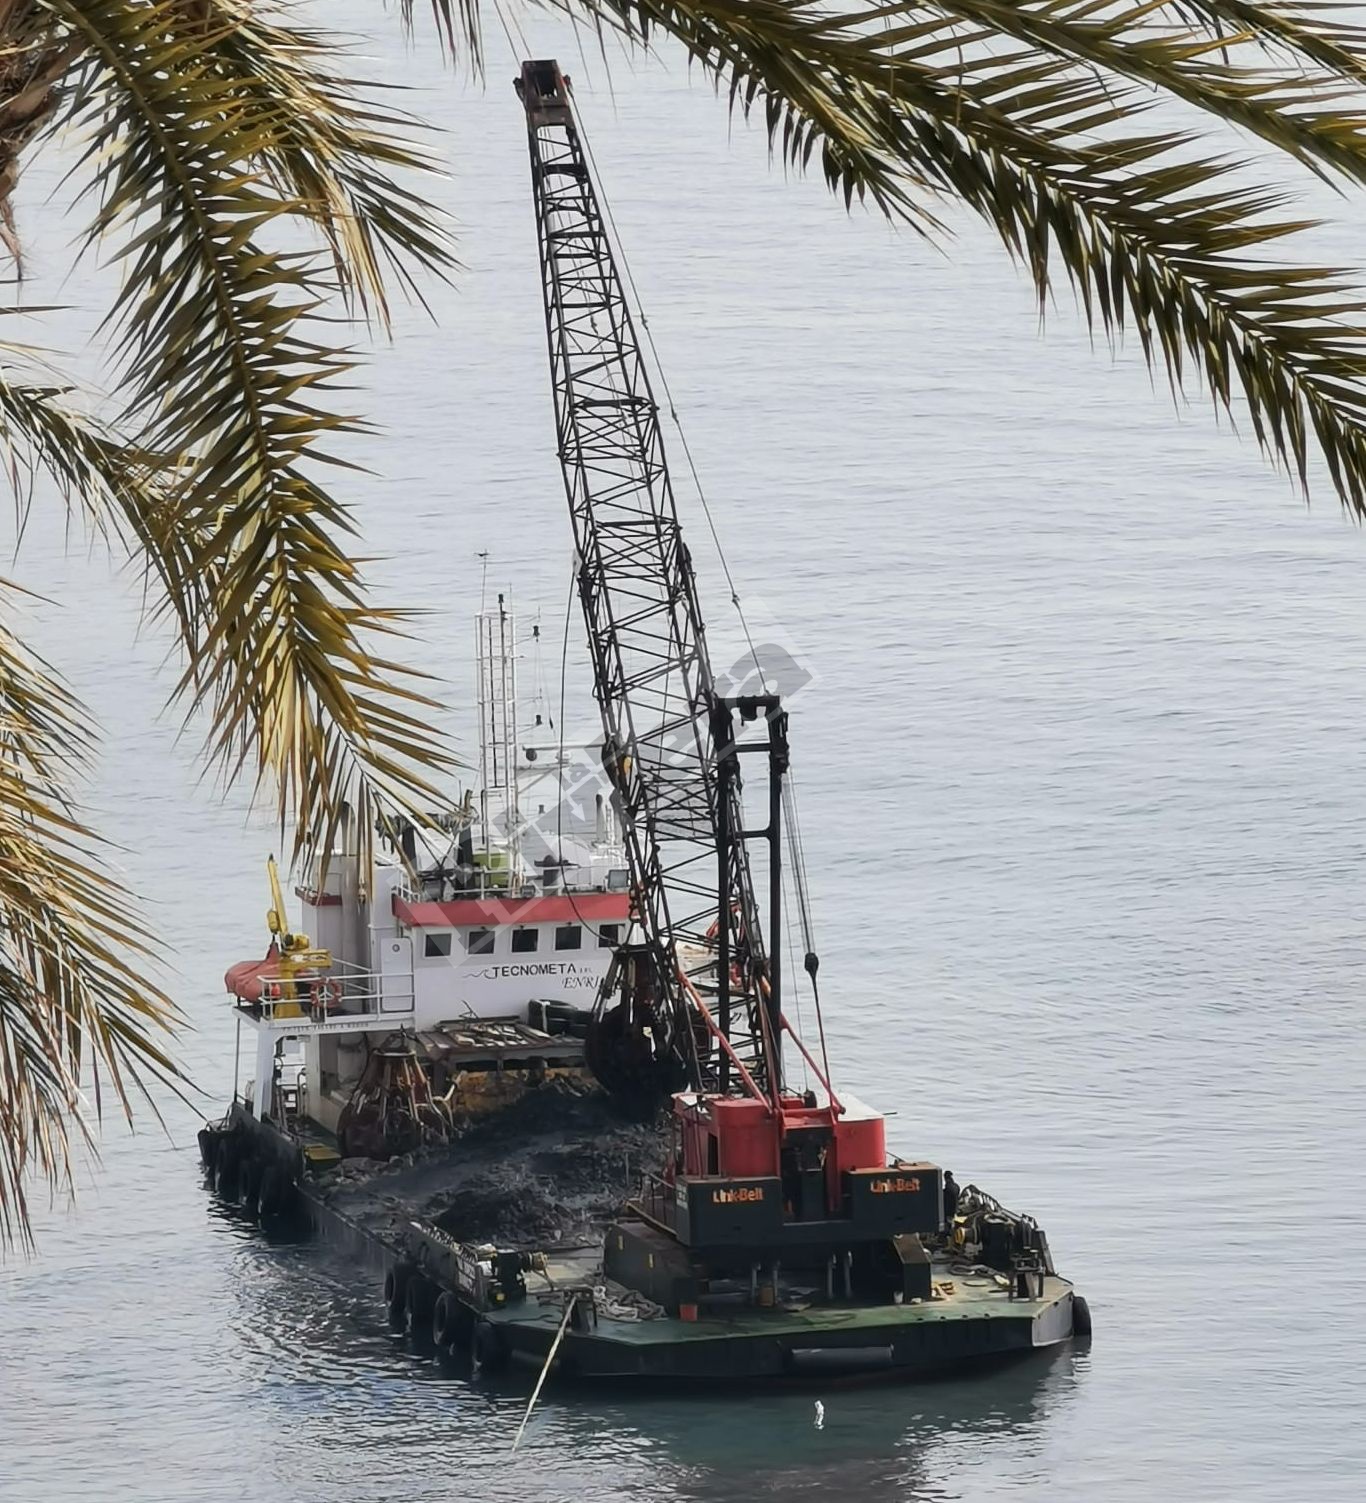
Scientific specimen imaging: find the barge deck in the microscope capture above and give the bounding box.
[202,1096,1086,1387]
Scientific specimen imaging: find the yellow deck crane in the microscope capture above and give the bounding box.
[263,856,333,1019]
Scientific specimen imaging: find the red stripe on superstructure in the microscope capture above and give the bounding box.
[393,891,631,929]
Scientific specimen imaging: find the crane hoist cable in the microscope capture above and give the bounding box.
[572,99,768,690]
[570,82,833,1079]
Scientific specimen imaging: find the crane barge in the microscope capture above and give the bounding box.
[198,58,1089,1385]
[471,57,1088,1379]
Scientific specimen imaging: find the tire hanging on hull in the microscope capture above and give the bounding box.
[432,1290,472,1350]
[1072,1294,1092,1337]
[384,1262,412,1326]
[472,1319,508,1374]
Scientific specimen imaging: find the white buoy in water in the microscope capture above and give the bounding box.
[814,1400,825,1430]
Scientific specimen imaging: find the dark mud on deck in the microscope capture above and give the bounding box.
[322,1085,670,1251]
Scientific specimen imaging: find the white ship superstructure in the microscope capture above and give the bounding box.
[224,594,630,1155]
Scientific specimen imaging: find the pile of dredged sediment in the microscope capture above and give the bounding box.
[323,1082,669,1252]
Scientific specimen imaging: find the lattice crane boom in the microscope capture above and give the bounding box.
[517,59,784,1101]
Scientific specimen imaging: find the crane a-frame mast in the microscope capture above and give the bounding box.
[517,59,785,1102]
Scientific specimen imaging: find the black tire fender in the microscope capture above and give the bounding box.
[239,1155,263,1215]
[432,1290,471,1349]
[404,1274,436,1335]
[215,1141,241,1200]
[258,1165,287,1219]
[472,1319,508,1374]
[1072,1294,1092,1338]
[384,1262,413,1317]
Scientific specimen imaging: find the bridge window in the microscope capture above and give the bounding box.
[598,923,620,949]
[555,924,582,951]
[512,928,539,954]
[465,928,495,955]
[423,932,452,959]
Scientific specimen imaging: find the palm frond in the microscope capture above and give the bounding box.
[36,0,456,867]
[0,347,183,551]
[890,0,1366,191]
[530,0,1366,514]
[0,2,472,1244]
[172,1,458,321]
[0,10,74,264]
[0,586,181,1250]
[1159,2,1366,80]
[402,0,485,63]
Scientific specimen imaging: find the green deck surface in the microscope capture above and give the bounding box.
[490,1255,1070,1346]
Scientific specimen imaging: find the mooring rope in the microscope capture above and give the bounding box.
[510,1293,577,1453]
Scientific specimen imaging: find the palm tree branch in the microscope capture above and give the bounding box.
[427,0,1366,169]
[604,0,1366,192]
[401,0,484,61]
[874,0,1366,190]
[1159,1,1366,81]
[0,961,84,1251]
[38,0,455,866]
[178,2,458,321]
[556,0,1366,513]
[0,593,181,1249]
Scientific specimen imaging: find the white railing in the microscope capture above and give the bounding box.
[236,957,414,1031]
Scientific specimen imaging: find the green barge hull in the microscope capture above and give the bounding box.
[480,1252,1078,1382]
[202,1104,1086,1387]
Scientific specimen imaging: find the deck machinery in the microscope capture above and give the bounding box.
[515,58,1078,1355]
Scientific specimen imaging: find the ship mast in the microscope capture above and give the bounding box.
[517,59,792,1104]
[475,592,523,894]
